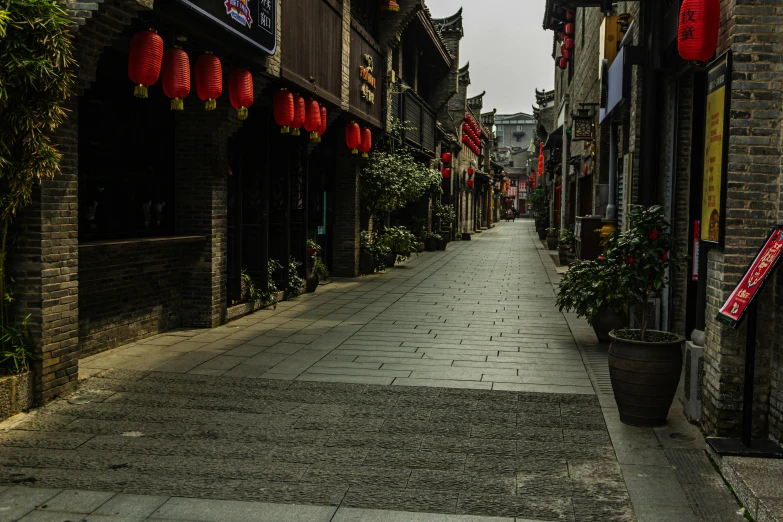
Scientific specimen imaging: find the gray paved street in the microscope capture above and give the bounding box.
[0,222,744,521]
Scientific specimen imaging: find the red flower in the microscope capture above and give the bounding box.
[598,256,606,261]
[648,229,659,240]
[626,255,635,264]
[661,252,669,261]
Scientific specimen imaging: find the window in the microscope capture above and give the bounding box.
[516,125,523,131]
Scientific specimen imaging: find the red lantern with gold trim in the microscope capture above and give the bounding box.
[195,53,222,110]
[228,68,253,120]
[162,47,191,111]
[316,105,327,142]
[345,122,361,154]
[566,10,574,21]
[381,0,400,12]
[304,99,321,141]
[677,0,720,64]
[291,95,305,136]
[467,179,474,189]
[558,57,568,70]
[565,23,575,36]
[128,29,163,99]
[468,168,474,178]
[359,127,372,158]
[442,152,451,164]
[564,37,574,50]
[273,89,294,133]
[442,168,451,180]
[562,48,571,61]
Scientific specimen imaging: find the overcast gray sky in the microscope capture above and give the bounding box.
[426,0,555,116]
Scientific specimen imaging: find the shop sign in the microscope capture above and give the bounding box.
[692,220,699,281]
[359,54,376,104]
[717,225,783,328]
[176,0,276,55]
[701,51,731,245]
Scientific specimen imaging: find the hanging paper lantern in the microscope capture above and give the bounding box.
[304,100,321,141]
[462,135,470,145]
[359,127,372,158]
[467,179,474,189]
[564,37,575,50]
[381,0,400,12]
[228,68,253,120]
[195,53,222,110]
[128,29,163,99]
[345,122,361,154]
[442,168,451,180]
[468,168,474,178]
[678,0,720,64]
[442,152,451,164]
[566,10,574,21]
[565,23,575,36]
[562,49,571,61]
[316,105,327,142]
[162,47,191,111]
[273,89,294,133]
[559,58,568,70]
[291,95,305,136]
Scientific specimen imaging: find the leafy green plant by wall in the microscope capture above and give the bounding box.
[284,257,304,298]
[0,0,74,371]
[433,203,456,231]
[379,226,417,263]
[0,314,37,375]
[361,231,391,272]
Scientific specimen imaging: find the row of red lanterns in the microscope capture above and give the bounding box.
[462,113,481,155]
[558,13,575,70]
[345,122,373,157]
[538,142,545,177]
[273,89,327,141]
[128,30,253,120]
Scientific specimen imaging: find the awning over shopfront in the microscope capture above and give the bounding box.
[543,125,563,151]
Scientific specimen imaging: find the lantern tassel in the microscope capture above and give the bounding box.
[171,98,184,111]
[134,84,149,99]
[362,152,368,158]
[292,128,300,136]
[205,98,217,111]
[310,131,318,141]
[352,148,358,155]
[237,107,248,120]
[281,126,290,134]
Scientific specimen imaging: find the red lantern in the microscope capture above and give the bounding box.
[678,0,720,64]
[162,47,190,111]
[562,49,571,61]
[467,179,474,189]
[381,0,400,11]
[468,168,474,178]
[228,68,253,120]
[128,29,163,99]
[345,122,361,154]
[316,106,327,142]
[566,10,574,21]
[291,95,305,136]
[564,37,574,50]
[195,53,222,111]
[442,168,451,180]
[273,89,294,133]
[565,23,575,36]
[559,58,568,70]
[462,134,470,144]
[359,127,372,158]
[304,100,321,141]
[442,152,451,164]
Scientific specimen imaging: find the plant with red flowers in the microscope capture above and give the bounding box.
[604,205,675,340]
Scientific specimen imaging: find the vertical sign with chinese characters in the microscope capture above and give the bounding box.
[176,0,276,56]
[701,52,731,245]
[692,220,700,281]
[718,226,783,328]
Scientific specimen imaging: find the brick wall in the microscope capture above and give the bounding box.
[333,151,361,277]
[702,0,783,439]
[78,240,202,357]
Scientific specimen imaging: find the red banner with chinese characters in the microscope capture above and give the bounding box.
[718,226,783,328]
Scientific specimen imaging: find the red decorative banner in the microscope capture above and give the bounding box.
[718,226,783,328]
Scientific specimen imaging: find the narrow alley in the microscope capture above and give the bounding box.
[0,222,744,522]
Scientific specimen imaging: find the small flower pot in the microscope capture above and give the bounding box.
[425,239,437,251]
[306,248,317,256]
[461,233,471,241]
[546,235,558,250]
[436,239,448,251]
[608,330,684,427]
[417,242,425,253]
[384,252,397,267]
[305,271,319,293]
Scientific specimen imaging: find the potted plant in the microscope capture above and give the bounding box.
[425,232,441,251]
[558,230,572,265]
[556,259,629,343]
[546,228,558,250]
[0,315,36,422]
[379,226,417,266]
[433,203,455,242]
[604,206,681,427]
[361,231,391,273]
[305,239,326,292]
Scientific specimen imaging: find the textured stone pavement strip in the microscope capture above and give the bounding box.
[1,222,643,521]
[80,222,592,393]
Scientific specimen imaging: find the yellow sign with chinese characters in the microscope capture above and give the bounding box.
[702,53,730,244]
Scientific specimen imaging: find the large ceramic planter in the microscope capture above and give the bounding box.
[383,252,397,268]
[558,246,569,265]
[592,306,628,343]
[436,239,447,251]
[417,242,425,253]
[461,233,471,241]
[359,253,373,274]
[608,330,685,427]
[0,371,34,422]
[537,229,547,240]
[305,271,319,293]
[546,235,558,250]
[425,239,437,251]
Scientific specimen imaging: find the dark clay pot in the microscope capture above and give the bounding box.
[436,239,447,251]
[425,239,437,251]
[537,229,547,240]
[608,330,684,427]
[461,233,471,241]
[384,252,397,267]
[305,272,319,293]
[592,306,628,343]
[546,235,558,250]
[417,242,425,253]
[558,247,569,266]
[359,253,373,274]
